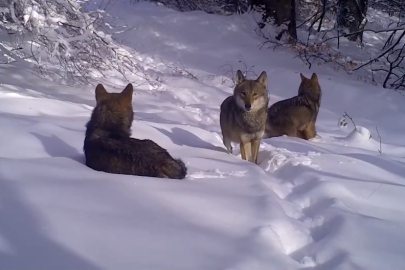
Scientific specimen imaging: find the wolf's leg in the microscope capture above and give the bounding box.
[272,120,299,139]
[223,136,233,154]
[240,142,249,161]
[295,130,306,139]
[251,138,261,164]
[282,125,299,138]
[246,142,252,162]
[302,121,317,140]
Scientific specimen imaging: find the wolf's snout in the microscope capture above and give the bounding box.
[245,103,251,111]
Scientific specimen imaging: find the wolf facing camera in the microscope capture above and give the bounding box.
[220,70,269,164]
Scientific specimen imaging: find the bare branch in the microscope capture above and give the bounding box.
[375,127,382,153]
[343,112,356,128]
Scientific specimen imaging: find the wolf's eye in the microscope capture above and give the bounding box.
[241,91,246,96]
[253,93,258,97]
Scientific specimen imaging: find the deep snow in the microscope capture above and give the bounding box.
[0,1,405,270]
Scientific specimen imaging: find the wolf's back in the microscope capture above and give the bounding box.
[84,132,187,179]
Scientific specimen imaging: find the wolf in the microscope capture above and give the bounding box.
[220,70,269,164]
[83,83,187,179]
[264,73,322,140]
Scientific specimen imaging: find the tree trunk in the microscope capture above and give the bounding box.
[288,0,297,40]
[250,0,291,26]
[337,0,368,42]
[317,0,327,32]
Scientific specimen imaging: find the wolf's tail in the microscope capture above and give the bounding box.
[162,158,188,180]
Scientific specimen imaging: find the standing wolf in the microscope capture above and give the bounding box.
[84,83,187,179]
[265,73,322,140]
[220,70,269,164]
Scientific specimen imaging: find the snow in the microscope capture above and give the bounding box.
[1,1,405,269]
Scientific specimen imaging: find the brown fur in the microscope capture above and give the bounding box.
[83,83,187,179]
[265,73,322,140]
[220,70,269,163]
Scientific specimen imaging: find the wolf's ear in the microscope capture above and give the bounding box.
[95,84,108,103]
[300,73,307,81]
[310,73,318,82]
[256,71,267,86]
[120,83,133,104]
[235,70,245,84]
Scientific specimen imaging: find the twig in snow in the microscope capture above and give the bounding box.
[220,55,257,86]
[343,112,356,128]
[160,60,200,81]
[375,127,382,153]
[367,183,383,200]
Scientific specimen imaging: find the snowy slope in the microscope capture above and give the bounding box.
[1,1,405,270]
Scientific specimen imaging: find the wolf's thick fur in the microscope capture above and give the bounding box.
[84,83,187,179]
[265,73,322,140]
[220,70,269,164]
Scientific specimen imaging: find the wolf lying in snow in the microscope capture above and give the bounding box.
[84,83,187,179]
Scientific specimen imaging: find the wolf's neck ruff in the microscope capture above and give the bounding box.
[234,98,268,134]
[86,105,133,139]
[83,83,187,179]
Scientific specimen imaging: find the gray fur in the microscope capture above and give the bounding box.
[264,73,322,140]
[219,70,269,164]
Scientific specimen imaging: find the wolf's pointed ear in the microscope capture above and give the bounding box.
[235,70,245,84]
[120,83,133,104]
[311,73,318,82]
[95,84,108,103]
[300,73,307,81]
[256,71,267,86]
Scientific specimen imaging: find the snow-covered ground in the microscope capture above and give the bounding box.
[1,1,405,269]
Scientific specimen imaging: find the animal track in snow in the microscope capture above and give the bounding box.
[256,146,335,267]
[259,148,320,173]
[188,168,248,179]
[266,219,313,255]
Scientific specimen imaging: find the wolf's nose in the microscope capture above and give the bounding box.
[245,104,251,111]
